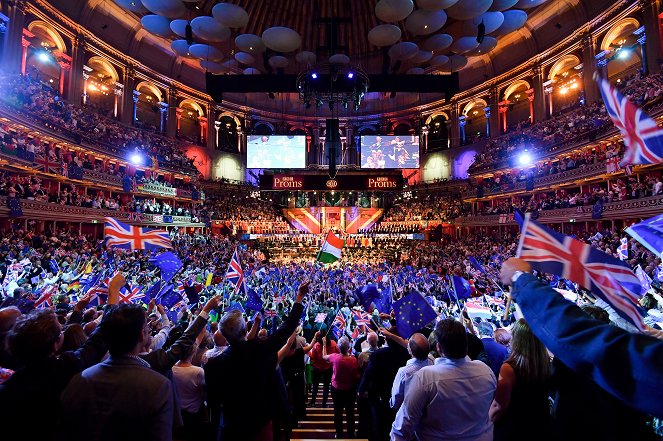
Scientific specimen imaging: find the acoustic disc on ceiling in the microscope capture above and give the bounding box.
[466,36,497,56]
[262,27,302,53]
[243,67,261,75]
[329,54,350,64]
[405,9,447,35]
[515,0,548,9]
[368,24,402,47]
[140,0,185,18]
[496,10,528,35]
[490,0,519,11]
[235,34,265,53]
[200,60,227,74]
[415,0,459,11]
[446,0,492,20]
[388,42,419,60]
[169,19,188,38]
[375,0,414,23]
[295,51,317,64]
[114,0,148,14]
[420,33,453,51]
[448,54,468,71]
[234,51,255,64]
[212,3,249,28]
[462,11,504,35]
[191,16,231,42]
[189,44,224,61]
[411,50,434,63]
[406,67,425,74]
[269,55,289,68]
[171,39,193,57]
[141,15,173,38]
[430,54,449,66]
[451,36,480,53]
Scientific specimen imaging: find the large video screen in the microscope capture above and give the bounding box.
[247,135,307,169]
[361,135,420,169]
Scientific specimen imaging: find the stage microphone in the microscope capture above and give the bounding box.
[185,22,193,45]
[477,20,485,44]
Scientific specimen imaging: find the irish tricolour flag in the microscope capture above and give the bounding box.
[317,231,344,263]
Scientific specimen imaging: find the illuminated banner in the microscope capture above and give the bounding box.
[262,174,403,191]
[273,175,305,189]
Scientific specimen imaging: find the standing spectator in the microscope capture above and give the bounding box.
[172,336,207,441]
[390,333,432,412]
[322,335,360,439]
[308,331,339,408]
[391,319,496,441]
[477,321,509,379]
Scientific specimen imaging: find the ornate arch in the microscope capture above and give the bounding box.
[254,120,275,131]
[87,56,119,82]
[462,98,488,116]
[179,99,205,116]
[425,112,450,125]
[548,54,581,81]
[135,80,163,102]
[601,17,641,52]
[217,112,241,127]
[503,80,531,101]
[27,20,67,53]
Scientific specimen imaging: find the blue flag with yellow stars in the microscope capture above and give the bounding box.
[149,252,182,283]
[393,290,438,339]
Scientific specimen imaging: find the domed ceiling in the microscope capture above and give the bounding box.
[52,0,616,115]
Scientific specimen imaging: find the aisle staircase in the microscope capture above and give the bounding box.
[290,389,366,441]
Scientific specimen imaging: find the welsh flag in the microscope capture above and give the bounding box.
[317,231,344,264]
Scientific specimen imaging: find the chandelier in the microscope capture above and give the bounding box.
[296,63,369,111]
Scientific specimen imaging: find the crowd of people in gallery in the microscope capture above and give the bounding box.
[0,221,661,440]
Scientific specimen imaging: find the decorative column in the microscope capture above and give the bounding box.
[67,33,86,103]
[131,90,140,125]
[121,65,135,124]
[526,88,535,123]
[532,63,547,122]
[581,31,600,104]
[640,0,661,74]
[489,87,500,138]
[458,115,467,145]
[113,82,123,118]
[2,0,27,75]
[236,120,243,153]
[421,125,429,151]
[158,101,168,133]
[20,29,34,75]
[214,120,221,149]
[449,103,460,148]
[483,106,491,138]
[82,65,92,105]
[175,108,183,135]
[55,55,72,97]
[198,116,207,144]
[498,101,509,133]
[207,103,217,150]
[167,86,178,137]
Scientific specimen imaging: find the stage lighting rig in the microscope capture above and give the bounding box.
[296,63,369,111]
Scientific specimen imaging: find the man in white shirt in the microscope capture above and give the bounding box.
[390,333,431,412]
[201,330,227,366]
[391,319,496,441]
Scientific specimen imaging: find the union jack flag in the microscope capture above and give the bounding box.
[517,213,645,331]
[33,154,61,174]
[87,276,112,306]
[35,284,57,309]
[598,78,663,165]
[119,285,144,304]
[225,248,244,293]
[332,311,347,330]
[104,217,172,251]
[314,312,327,324]
[352,309,372,327]
[264,309,278,318]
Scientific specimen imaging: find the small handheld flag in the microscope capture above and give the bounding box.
[317,231,344,264]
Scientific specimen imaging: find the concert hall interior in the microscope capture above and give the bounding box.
[1,0,663,440]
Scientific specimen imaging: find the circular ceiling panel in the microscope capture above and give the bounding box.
[295,51,317,64]
[269,55,289,68]
[200,60,227,74]
[405,9,447,35]
[189,44,224,61]
[140,0,185,18]
[368,24,402,47]
[375,0,414,23]
[243,67,261,75]
[235,34,265,53]
[430,54,449,66]
[420,33,453,51]
[515,0,547,8]
[496,9,527,35]
[329,54,351,64]
[415,0,459,10]
[169,19,188,38]
[388,41,419,60]
[212,3,249,28]
[490,0,519,10]
[262,26,302,52]
[466,36,497,55]
[141,15,173,38]
[114,0,148,14]
[446,0,492,20]
[191,16,230,42]
[462,11,504,35]
[223,59,239,69]
[451,36,479,53]
[448,54,468,71]
[411,49,434,63]
[234,51,255,64]
[406,67,425,74]
[171,39,193,57]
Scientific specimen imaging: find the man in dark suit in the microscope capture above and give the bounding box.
[205,281,309,441]
[358,327,410,441]
[476,321,509,378]
[58,303,174,441]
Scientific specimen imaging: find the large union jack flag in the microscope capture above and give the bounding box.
[33,154,62,174]
[104,217,172,251]
[332,311,347,330]
[225,248,244,293]
[35,284,57,309]
[598,78,663,165]
[119,285,144,304]
[517,214,645,331]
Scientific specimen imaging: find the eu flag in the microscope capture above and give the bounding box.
[149,252,182,283]
[227,301,245,314]
[468,256,487,275]
[157,284,182,309]
[373,286,392,313]
[625,213,663,256]
[246,286,263,311]
[7,197,22,218]
[451,276,472,299]
[355,284,381,311]
[393,291,438,338]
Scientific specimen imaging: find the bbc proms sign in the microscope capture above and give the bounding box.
[262,174,403,191]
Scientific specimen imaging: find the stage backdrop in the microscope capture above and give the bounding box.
[283,207,383,234]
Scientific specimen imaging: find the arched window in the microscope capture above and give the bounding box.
[217,115,238,151]
[134,81,163,129]
[428,115,449,150]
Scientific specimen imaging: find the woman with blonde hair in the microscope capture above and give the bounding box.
[490,319,551,441]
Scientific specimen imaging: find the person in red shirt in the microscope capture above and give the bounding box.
[308,333,339,408]
[323,336,360,439]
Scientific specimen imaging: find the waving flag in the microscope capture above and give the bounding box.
[393,291,438,338]
[332,311,347,330]
[87,279,109,307]
[355,284,381,311]
[119,285,144,304]
[317,230,344,263]
[225,248,244,293]
[598,77,663,164]
[619,237,629,261]
[34,284,57,309]
[149,252,182,282]
[314,312,327,324]
[352,309,372,327]
[451,276,473,299]
[625,213,663,256]
[635,266,653,293]
[464,300,492,319]
[246,285,263,311]
[468,256,487,275]
[517,213,645,331]
[104,217,172,251]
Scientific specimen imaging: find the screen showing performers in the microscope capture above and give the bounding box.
[360,135,420,169]
[246,135,307,169]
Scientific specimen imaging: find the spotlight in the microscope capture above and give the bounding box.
[130,152,143,166]
[311,72,318,79]
[618,48,631,60]
[37,51,50,62]
[347,72,354,79]
[518,152,532,166]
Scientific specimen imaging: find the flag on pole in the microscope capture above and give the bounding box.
[597,77,663,165]
[451,276,473,299]
[317,230,344,263]
[619,237,629,261]
[625,213,663,256]
[468,256,487,275]
[464,300,493,319]
[104,217,172,250]
[635,265,653,293]
[332,311,347,330]
[352,309,372,327]
[149,252,182,283]
[225,248,244,293]
[393,291,438,339]
[517,213,645,331]
[314,312,327,324]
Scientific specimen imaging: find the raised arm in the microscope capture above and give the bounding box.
[267,281,308,352]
